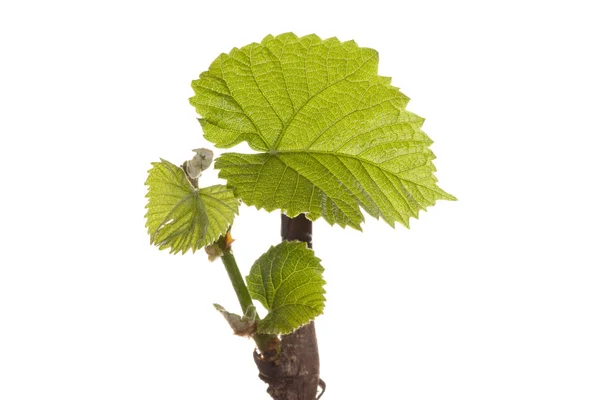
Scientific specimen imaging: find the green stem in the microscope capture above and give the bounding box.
[220,247,279,355]
[221,250,253,314]
[181,165,279,355]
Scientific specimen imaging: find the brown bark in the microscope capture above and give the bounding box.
[253,214,325,400]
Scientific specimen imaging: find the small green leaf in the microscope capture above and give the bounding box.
[246,241,326,335]
[144,159,239,254]
[190,32,455,230]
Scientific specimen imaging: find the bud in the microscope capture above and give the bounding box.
[204,243,223,262]
[185,148,214,179]
[213,303,257,337]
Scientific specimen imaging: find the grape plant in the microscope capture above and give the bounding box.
[145,33,454,399]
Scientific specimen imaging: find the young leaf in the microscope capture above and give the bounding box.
[145,159,239,254]
[190,32,455,230]
[246,241,326,335]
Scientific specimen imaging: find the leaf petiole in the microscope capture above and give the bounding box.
[220,248,254,317]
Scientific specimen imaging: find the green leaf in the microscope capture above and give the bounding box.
[190,32,455,230]
[144,159,239,254]
[246,241,326,335]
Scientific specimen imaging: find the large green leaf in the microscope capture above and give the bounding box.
[246,241,326,335]
[190,32,455,230]
[145,159,239,254]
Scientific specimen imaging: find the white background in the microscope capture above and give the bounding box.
[1,0,599,399]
